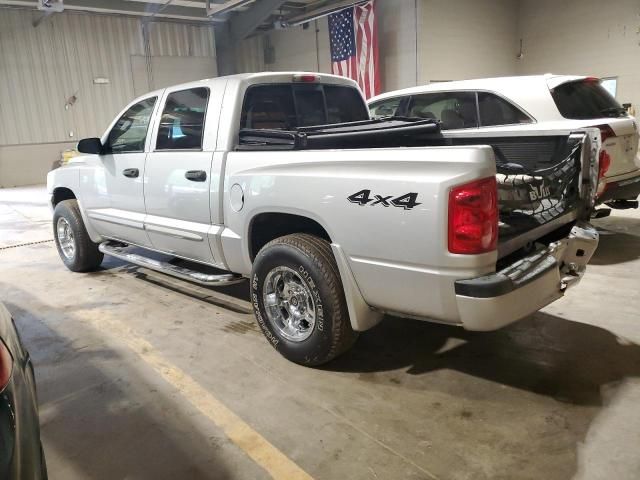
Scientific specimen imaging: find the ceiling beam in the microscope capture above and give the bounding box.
[0,0,221,22]
[228,0,286,40]
[285,0,365,26]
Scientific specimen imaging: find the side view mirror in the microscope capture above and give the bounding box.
[77,137,103,155]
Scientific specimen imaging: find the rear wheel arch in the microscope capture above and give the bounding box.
[248,212,333,261]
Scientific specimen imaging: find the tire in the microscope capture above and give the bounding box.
[251,233,358,366]
[53,199,103,272]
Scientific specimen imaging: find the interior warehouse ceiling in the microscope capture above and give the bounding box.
[0,0,358,36]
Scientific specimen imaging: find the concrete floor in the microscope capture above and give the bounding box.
[1,185,639,480]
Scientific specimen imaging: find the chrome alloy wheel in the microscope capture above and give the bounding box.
[262,266,316,342]
[56,217,76,260]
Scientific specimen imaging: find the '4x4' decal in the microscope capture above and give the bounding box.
[347,189,421,210]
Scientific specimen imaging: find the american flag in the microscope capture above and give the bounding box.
[328,1,380,99]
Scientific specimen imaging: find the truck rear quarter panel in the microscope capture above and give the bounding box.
[222,146,497,323]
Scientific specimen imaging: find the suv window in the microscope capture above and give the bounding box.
[551,79,627,119]
[156,87,209,150]
[407,92,478,129]
[477,92,531,126]
[106,97,156,153]
[240,84,368,130]
[369,97,402,118]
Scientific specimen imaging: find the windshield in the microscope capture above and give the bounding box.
[551,79,627,119]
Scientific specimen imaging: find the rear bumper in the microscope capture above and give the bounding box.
[599,170,640,202]
[454,222,598,331]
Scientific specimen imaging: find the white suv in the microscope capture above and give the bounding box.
[369,74,640,207]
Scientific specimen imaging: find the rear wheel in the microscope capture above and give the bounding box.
[251,234,358,366]
[53,199,103,272]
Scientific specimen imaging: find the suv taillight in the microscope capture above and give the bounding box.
[599,149,612,179]
[448,177,498,254]
[0,339,12,392]
[595,124,616,143]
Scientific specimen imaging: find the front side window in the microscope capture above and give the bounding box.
[551,79,627,119]
[407,92,478,129]
[240,84,369,130]
[369,97,402,118]
[106,97,156,153]
[156,87,209,150]
[477,92,532,126]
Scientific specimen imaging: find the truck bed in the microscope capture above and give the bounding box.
[238,118,595,260]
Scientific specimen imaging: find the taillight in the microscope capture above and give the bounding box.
[292,74,319,83]
[594,124,616,143]
[596,149,612,197]
[448,177,498,254]
[0,339,12,392]
[599,150,612,179]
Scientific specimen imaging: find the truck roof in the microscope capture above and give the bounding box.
[143,71,360,98]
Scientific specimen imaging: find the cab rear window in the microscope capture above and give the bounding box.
[240,83,369,130]
[551,79,627,119]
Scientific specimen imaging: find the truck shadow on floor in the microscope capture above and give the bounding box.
[589,228,640,265]
[94,243,640,408]
[97,256,252,314]
[325,312,640,407]
[591,215,640,265]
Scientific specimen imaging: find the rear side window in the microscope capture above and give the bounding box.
[551,79,627,119]
[240,84,368,130]
[156,87,209,150]
[478,92,531,126]
[407,92,478,129]
[369,97,402,118]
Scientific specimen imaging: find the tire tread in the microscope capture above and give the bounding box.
[256,233,357,365]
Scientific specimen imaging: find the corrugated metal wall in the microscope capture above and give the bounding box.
[0,8,216,146]
[236,35,265,73]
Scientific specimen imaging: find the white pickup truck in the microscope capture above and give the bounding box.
[47,72,599,366]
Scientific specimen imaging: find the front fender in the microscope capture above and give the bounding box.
[47,165,103,243]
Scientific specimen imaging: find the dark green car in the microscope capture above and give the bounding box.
[0,303,47,479]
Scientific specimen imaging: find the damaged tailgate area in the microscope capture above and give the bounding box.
[458,131,599,258]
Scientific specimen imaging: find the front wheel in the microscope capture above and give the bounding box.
[53,199,103,272]
[251,234,358,366]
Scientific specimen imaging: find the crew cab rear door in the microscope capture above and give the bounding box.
[143,85,220,265]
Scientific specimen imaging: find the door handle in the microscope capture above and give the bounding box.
[122,168,139,178]
[185,170,207,182]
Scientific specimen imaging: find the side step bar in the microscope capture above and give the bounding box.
[99,242,244,287]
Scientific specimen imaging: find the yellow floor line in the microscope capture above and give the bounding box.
[90,316,314,480]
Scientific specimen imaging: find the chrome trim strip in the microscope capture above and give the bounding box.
[98,242,243,287]
[144,224,204,241]
[88,212,145,230]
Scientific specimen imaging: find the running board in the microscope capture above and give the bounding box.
[99,242,244,287]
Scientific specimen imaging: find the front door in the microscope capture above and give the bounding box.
[81,95,158,247]
[143,86,216,264]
